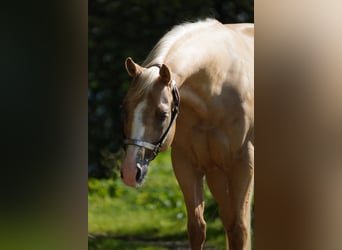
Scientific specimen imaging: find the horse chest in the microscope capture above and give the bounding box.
[174,119,235,172]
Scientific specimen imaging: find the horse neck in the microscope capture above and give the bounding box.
[166,54,221,121]
[167,55,215,89]
[165,39,226,89]
[145,24,224,88]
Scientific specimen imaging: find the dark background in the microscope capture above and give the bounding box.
[88,0,254,178]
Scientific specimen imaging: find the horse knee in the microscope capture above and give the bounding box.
[227,222,249,249]
[188,217,206,235]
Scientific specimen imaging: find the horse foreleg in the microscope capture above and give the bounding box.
[206,143,254,250]
[171,147,206,250]
[226,143,254,250]
[225,164,253,250]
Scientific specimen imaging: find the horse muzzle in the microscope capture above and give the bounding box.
[120,147,149,187]
[120,164,148,187]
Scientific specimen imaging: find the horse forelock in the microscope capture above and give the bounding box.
[124,66,160,106]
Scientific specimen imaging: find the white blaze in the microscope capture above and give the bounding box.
[131,100,147,140]
[121,100,148,187]
[125,100,147,158]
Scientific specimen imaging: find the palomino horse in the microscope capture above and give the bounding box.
[120,19,254,250]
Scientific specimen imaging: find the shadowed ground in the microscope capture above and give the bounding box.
[88,234,221,250]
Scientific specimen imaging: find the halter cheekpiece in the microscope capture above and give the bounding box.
[123,65,180,161]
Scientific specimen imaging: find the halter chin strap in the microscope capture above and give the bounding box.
[124,79,180,161]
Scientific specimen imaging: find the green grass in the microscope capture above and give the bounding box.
[88,149,226,250]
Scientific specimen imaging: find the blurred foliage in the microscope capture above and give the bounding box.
[88,0,254,177]
[88,150,226,249]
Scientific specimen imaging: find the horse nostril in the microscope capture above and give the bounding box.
[136,165,142,182]
[135,163,148,185]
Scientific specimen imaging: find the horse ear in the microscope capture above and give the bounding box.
[159,64,171,85]
[125,57,142,77]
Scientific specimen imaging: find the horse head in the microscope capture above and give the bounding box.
[120,57,179,187]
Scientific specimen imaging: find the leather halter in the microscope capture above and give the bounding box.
[123,66,180,161]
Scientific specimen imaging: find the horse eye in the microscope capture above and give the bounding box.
[157,110,169,120]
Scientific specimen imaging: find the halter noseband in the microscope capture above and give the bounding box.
[123,69,180,161]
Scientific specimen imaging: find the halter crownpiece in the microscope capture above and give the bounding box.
[123,79,180,161]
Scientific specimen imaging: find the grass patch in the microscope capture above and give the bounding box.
[89,149,226,249]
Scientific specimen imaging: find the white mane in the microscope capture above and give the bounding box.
[143,18,218,67]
